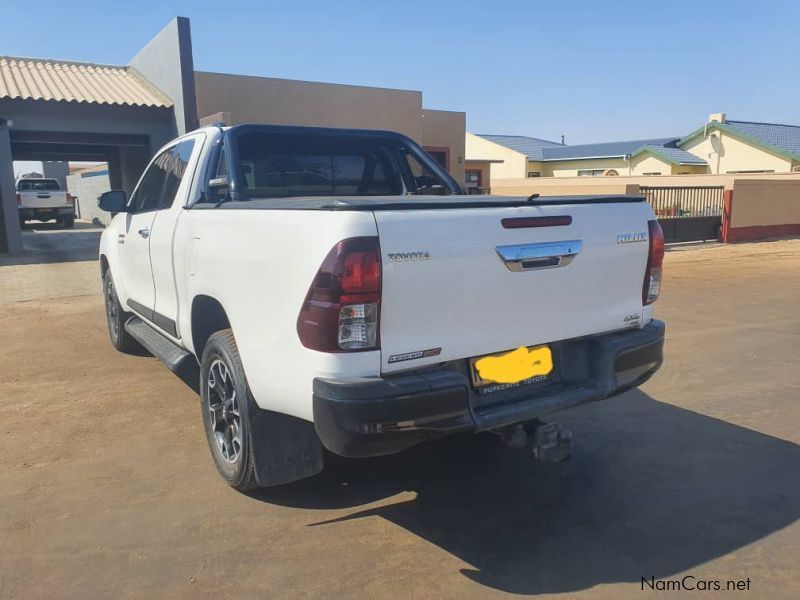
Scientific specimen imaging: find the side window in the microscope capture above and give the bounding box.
[160,139,196,209]
[130,151,169,212]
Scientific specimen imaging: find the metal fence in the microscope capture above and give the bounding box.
[639,186,724,219]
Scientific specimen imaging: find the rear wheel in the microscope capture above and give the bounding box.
[103,270,141,353]
[62,214,75,228]
[200,329,259,491]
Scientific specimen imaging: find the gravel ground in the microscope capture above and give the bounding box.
[1,236,798,599]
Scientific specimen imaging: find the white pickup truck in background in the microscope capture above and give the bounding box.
[16,177,76,228]
[98,124,665,491]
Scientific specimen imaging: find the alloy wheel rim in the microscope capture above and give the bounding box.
[207,359,242,463]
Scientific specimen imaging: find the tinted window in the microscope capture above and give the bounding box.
[160,139,195,209]
[235,132,403,198]
[17,179,60,191]
[131,151,168,212]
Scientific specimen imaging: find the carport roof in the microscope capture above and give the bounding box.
[0,56,172,108]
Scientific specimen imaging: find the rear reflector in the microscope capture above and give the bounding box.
[297,237,381,352]
[66,193,75,206]
[16,193,21,207]
[643,220,665,305]
[502,216,572,229]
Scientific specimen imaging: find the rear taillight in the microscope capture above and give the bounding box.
[66,193,74,206]
[297,237,381,352]
[16,193,21,207]
[643,219,665,305]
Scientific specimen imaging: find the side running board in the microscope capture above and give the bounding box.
[124,316,193,372]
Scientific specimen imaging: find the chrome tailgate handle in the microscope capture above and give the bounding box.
[496,240,583,271]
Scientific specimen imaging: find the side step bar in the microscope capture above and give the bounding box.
[124,316,193,372]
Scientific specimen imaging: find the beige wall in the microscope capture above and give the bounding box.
[630,154,671,175]
[490,178,640,197]
[627,154,709,176]
[682,130,793,174]
[195,71,424,141]
[547,157,629,177]
[422,109,466,184]
[730,179,800,228]
[491,171,800,196]
[465,133,527,180]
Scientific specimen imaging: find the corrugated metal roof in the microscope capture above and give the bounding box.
[724,120,800,159]
[639,145,707,165]
[0,56,172,108]
[540,138,678,161]
[476,134,563,160]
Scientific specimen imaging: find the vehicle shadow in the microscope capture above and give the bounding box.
[251,390,800,595]
[0,221,102,266]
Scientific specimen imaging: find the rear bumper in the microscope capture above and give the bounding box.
[313,320,665,457]
[19,207,74,220]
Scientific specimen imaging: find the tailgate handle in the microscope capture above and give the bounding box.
[496,240,583,272]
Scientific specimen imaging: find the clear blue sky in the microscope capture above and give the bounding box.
[3,0,797,144]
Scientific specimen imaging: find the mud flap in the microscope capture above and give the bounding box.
[247,400,325,487]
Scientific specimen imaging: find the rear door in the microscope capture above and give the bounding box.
[375,200,655,374]
[149,133,205,338]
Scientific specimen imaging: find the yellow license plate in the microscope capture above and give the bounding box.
[470,344,554,388]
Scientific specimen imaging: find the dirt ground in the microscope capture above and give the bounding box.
[1,234,799,599]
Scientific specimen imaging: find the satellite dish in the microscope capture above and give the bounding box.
[709,133,723,155]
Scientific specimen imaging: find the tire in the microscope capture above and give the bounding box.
[200,329,259,491]
[19,216,25,229]
[103,270,141,354]
[62,214,75,228]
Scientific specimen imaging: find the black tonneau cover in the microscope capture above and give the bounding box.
[205,194,645,211]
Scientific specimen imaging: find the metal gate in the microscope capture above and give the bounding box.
[639,185,724,243]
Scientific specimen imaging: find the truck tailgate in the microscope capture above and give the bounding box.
[18,191,69,208]
[375,200,655,374]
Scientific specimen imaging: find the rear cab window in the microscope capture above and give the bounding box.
[16,179,61,191]
[200,128,463,204]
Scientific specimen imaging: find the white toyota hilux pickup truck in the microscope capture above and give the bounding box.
[98,124,665,491]
[17,177,76,228]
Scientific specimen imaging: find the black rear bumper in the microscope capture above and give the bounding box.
[19,207,74,220]
[313,320,665,457]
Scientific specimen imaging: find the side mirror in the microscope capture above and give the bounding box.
[97,190,128,213]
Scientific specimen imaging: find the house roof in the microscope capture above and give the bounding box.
[539,138,678,161]
[679,119,800,161]
[0,56,172,108]
[477,133,682,162]
[721,120,800,160]
[633,145,708,165]
[476,134,563,160]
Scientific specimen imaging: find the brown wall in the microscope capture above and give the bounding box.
[195,71,424,140]
[421,109,466,184]
[727,179,800,240]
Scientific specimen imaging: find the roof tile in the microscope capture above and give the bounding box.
[0,56,172,108]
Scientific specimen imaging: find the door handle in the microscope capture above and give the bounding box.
[496,240,582,272]
[138,227,150,239]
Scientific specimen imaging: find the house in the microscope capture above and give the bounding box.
[468,113,800,180]
[679,114,800,175]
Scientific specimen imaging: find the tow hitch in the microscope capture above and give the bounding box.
[497,420,572,463]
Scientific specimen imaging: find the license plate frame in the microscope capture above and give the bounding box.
[469,344,555,392]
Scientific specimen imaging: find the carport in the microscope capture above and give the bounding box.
[0,17,197,253]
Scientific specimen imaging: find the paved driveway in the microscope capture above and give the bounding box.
[1,238,798,599]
